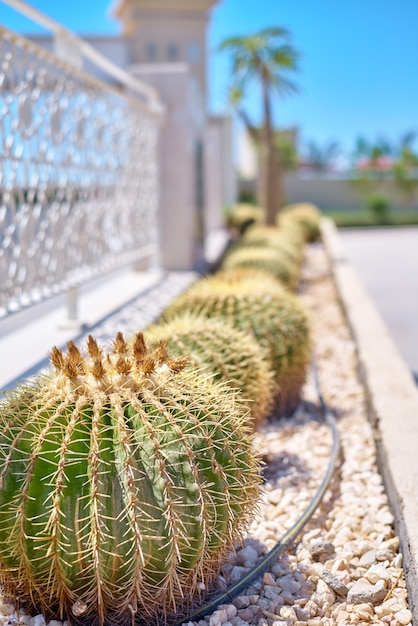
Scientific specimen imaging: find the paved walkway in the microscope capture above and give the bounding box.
[339,226,418,379]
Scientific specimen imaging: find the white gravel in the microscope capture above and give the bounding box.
[182,242,411,626]
[0,243,412,626]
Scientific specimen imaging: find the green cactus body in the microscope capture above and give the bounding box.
[214,267,289,291]
[145,313,276,428]
[226,203,264,234]
[162,276,312,415]
[278,203,322,242]
[221,246,300,290]
[240,225,304,266]
[0,334,261,624]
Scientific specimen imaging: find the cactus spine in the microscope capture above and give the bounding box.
[145,313,276,428]
[0,333,261,624]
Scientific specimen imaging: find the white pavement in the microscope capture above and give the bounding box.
[339,226,418,378]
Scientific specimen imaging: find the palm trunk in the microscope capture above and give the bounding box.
[261,76,283,225]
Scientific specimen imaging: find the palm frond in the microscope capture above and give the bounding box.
[257,26,291,40]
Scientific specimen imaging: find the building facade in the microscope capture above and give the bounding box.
[31,0,235,270]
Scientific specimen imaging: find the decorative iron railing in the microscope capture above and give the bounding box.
[0,2,164,318]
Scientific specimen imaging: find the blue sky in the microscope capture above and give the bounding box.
[1,0,417,160]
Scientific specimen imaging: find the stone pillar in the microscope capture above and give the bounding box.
[204,115,237,235]
[131,63,205,270]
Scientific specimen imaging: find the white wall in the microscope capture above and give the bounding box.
[132,63,205,270]
[283,174,413,211]
[204,115,236,234]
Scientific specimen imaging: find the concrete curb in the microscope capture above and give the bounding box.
[321,217,418,622]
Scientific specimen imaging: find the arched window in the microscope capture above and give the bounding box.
[187,42,200,64]
[145,42,157,61]
[167,42,179,61]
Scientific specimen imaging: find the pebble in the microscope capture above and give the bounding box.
[314,565,349,596]
[358,549,377,567]
[263,586,281,602]
[237,608,254,622]
[279,606,297,622]
[233,597,250,610]
[262,573,276,586]
[277,576,300,596]
[209,609,227,626]
[229,566,250,583]
[365,563,391,584]
[316,579,336,605]
[294,607,310,621]
[236,546,258,568]
[218,605,237,621]
[351,603,374,620]
[376,548,396,561]
[309,540,335,562]
[304,601,318,618]
[347,581,387,605]
[394,608,413,625]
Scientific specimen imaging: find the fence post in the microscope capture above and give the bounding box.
[53,31,83,69]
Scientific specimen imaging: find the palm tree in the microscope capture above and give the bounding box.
[305,140,340,173]
[219,28,299,225]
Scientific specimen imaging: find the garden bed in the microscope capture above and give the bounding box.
[180,241,411,626]
[0,241,412,626]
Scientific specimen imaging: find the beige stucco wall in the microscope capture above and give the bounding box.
[283,174,414,211]
[132,63,205,270]
[204,115,236,234]
[113,0,216,100]
[127,19,208,99]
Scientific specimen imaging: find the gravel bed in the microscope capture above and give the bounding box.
[0,244,412,626]
[180,242,411,626]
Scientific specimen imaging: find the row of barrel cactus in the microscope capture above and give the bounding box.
[0,202,320,625]
[158,202,320,417]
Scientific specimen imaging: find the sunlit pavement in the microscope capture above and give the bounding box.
[339,226,418,382]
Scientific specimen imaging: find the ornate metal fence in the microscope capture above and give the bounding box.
[0,11,163,318]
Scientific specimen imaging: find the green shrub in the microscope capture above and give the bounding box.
[366,193,391,224]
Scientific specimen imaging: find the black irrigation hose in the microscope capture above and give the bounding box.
[174,357,340,625]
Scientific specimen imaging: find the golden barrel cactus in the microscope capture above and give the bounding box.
[221,246,300,290]
[278,203,322,242]
[145,313,276,428]
[162,274,312,415]
[0,333,261,624]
